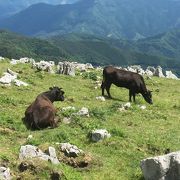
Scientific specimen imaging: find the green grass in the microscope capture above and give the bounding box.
[0,61,180,179]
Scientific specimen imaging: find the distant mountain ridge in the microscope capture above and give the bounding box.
[0,0,79,18]
[0,0,180,39]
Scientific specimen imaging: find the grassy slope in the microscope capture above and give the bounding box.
[0,61,180,179]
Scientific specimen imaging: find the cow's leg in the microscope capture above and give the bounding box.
[106,83,112,98]
[129,90,132,102]
[101,81,105,96]
[133,93,136,102]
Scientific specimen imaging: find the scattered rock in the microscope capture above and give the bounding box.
[0,72,17,85]
[138,105,146,110]
[60,143,84,157]
[96,96,106,101]
[62,106,76,111]
[140,151,180,180]
[0,167,11,180]
[77,107,89,117]
[165,71,179,80]
[10,57,35,65]
[14,79,28,87]
[27,135,33,140]
[154,66,165,78]
[33,61,55,73]
[0,69,28,86]
[19,145,59,165]
[118,102,131,111]
[91,129,111,142]
[62,117,72,124]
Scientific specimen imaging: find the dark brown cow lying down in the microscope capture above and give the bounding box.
[101,66,153,104]
[23,86,65,130]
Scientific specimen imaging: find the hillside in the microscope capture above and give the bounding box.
[0,60,180,179]
[0,30,68,61]
[0,30,180,75]
[0,0,180,39]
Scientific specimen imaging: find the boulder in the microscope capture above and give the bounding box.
[19,145,60,165]
[140,151,180,180]
[0,72,17,85]
[57,61,75,76]
[91,129,111,142]
[0,167,11,180]
[154,66,165,78]
[60,143,84,157]
[165,71,178,80]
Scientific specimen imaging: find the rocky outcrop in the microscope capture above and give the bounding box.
[57,61,75,76]
[10,57,35,65]
[19,145,60,165]
[33,61,55,73]
[0,69,28,86]
[165,71,179,80]
[154,66,165,78]
[140,151,180,180]
[91,129,111,142]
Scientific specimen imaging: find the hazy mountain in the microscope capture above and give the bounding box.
[0,0,79,18]
[0,0,180,39]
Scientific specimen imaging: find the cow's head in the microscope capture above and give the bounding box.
[143,90,153,104]
[49,86,65,101]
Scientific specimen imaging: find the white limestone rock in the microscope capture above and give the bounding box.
[140,151,180,180]
[91,129,111,142]
[19,145,59,165]
[118,102,131,111]
[165,71,178,80]
[0,167,11,180]
[154,66,165,78]
[60,143,83,157]
[96,96,106,101]
[14,79,28,87]
[77,107,89,117]
[57,61,75,76]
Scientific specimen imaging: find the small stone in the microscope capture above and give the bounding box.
[77,107,89,117]
[62,117,71,124]
[96,96,106,101]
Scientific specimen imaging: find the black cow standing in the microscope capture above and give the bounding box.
[101,66,153,104]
